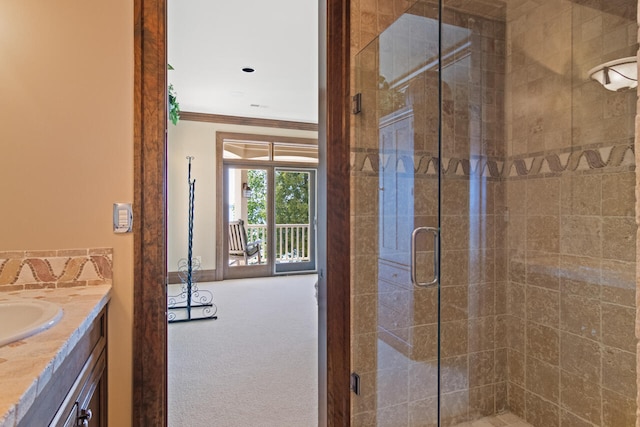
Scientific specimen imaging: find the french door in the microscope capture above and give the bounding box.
[223,164,317,279]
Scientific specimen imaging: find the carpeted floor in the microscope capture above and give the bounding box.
[168,274,318,427]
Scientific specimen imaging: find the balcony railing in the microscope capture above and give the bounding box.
[246,223,311,263]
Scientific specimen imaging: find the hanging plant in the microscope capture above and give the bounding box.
[168,64,181,125]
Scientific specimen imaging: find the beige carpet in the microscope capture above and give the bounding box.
[168,274,318,427]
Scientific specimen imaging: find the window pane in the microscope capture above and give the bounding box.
[273,143,318,163]
[223,141,270,160]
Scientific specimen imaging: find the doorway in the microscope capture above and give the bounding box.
[222,136,318,279]
[133,0,350,425]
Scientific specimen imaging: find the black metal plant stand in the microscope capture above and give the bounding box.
[167,156,217,323]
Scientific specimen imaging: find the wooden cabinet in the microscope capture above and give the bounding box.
[18,307,108,427]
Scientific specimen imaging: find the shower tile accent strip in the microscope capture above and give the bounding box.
[0,248,113,291]
[351,142,635,178]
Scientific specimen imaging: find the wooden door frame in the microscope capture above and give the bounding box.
[132,0,351,425]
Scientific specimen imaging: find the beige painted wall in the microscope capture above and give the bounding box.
[0,2,133,426]
[167,120,317,273]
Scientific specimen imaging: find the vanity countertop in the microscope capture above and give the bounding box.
[0,285,111,427]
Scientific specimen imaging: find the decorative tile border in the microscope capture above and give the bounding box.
[0,248,112,291]
[351,143,635,178]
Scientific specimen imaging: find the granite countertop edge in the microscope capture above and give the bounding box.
[0,285,112,427]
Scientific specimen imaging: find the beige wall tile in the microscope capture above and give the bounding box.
[602,346,636,398]
[560,332,601,384]
[560,174,602,216]
[469,317,496,353]
[378,366,410,408]
[507,382,525,419]
[560,370,601,424]
[353,332,378,373]
[409,396,438,427]
[469,351,495,388]
[507,316,526,353]
[508,349,525,387]
[507,282,526,317]
[526,357,560,403]
[526,322,560,365]
[441,285,469,322]
[526,253,560,290]
[354,294,378,334]
[602,216,636,262]
[559,410,593,427]
[411,323,439,361]
[526,178,560,216]
[441,390,471,426]
[602,172,636,217]
[526,216,560,253]
[442,320,470,357]
[470,384,496,418]
[409,360,438,401]
[560,215,602,258]
[525,391,560,427]
[469,283,496,319]
[526,285,559,327]
[441,355,470,394]
[602,303,636,352]
[602,388,636,427]
[560,293,601,340]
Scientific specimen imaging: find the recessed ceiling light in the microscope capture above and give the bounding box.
[242,67,255,73]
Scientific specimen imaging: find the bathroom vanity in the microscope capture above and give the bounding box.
[0,285,111,427]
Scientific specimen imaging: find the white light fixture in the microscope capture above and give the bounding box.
[588,57,638,92]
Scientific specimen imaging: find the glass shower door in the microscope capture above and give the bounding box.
[353,2,444,425]
[352,1,638,426]
[353,0,512,425]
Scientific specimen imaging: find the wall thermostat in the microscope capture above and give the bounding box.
[113,203,133,233]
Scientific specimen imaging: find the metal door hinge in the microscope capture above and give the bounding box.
[350,372,361,395]
[352,93,362,114]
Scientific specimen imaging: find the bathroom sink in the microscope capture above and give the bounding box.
[0,300,63,347]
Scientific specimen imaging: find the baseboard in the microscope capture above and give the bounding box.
[167,269,218,284]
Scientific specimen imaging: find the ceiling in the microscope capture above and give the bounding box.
[168,0,319,124]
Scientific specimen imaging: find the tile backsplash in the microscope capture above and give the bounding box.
[0,248,113,291]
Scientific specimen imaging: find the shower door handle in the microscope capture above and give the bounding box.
[411,227,439,287]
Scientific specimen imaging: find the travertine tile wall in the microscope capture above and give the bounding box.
[0,249,113,291]
[504,1,638,426]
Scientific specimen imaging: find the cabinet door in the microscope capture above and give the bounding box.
[76,349,107,427]
[60,403,78,427]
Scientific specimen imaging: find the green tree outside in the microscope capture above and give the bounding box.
[275,171,309,224]
[246,170,310,225]
[246,169,310,259]
[246,170,267,225]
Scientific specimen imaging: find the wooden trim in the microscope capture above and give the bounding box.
[167,269,217,284]
[133,0,167,425]
[218,131,318,146]
[180,111,319,132]
[324,0,351,424]
[215,132,225,281]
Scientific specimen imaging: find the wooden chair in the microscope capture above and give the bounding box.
[228,219,262,265]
